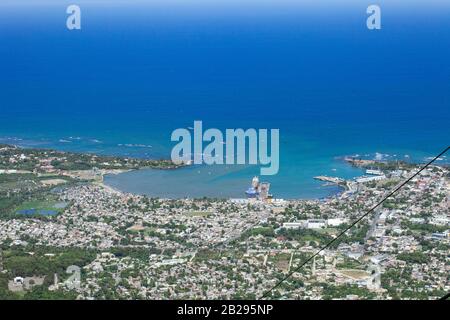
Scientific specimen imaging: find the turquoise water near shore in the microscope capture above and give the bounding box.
[104,162,357,200]
[1,2,449,198]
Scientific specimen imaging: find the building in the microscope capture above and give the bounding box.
[356,175,386,183]
[282,222,305,229]
[327,218,347,227]
[306,219,327,229]
[366,169,384,176]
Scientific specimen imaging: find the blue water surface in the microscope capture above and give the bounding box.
[1,1,449,198]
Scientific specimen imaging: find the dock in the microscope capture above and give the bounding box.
[313,176,346,184]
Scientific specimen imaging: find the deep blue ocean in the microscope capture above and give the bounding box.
[1,1,449,198]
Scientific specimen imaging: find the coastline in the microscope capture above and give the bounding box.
[101,162,355,201]
[101,155,448,201]
[3,141,447,201]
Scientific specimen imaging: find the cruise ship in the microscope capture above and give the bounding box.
[245,176,272,200]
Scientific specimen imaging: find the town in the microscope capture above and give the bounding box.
[0,144,448,300]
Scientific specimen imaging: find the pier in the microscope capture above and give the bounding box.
[313,176,346,185]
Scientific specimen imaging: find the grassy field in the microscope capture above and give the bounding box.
[0,173,71,218]
[193,249,222,261]
[338,269,370,280]
[316,227,338,235]
[127,226,160,238]
[15,198,67,215]
[268,253,291,271]
[0,174,38,192]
